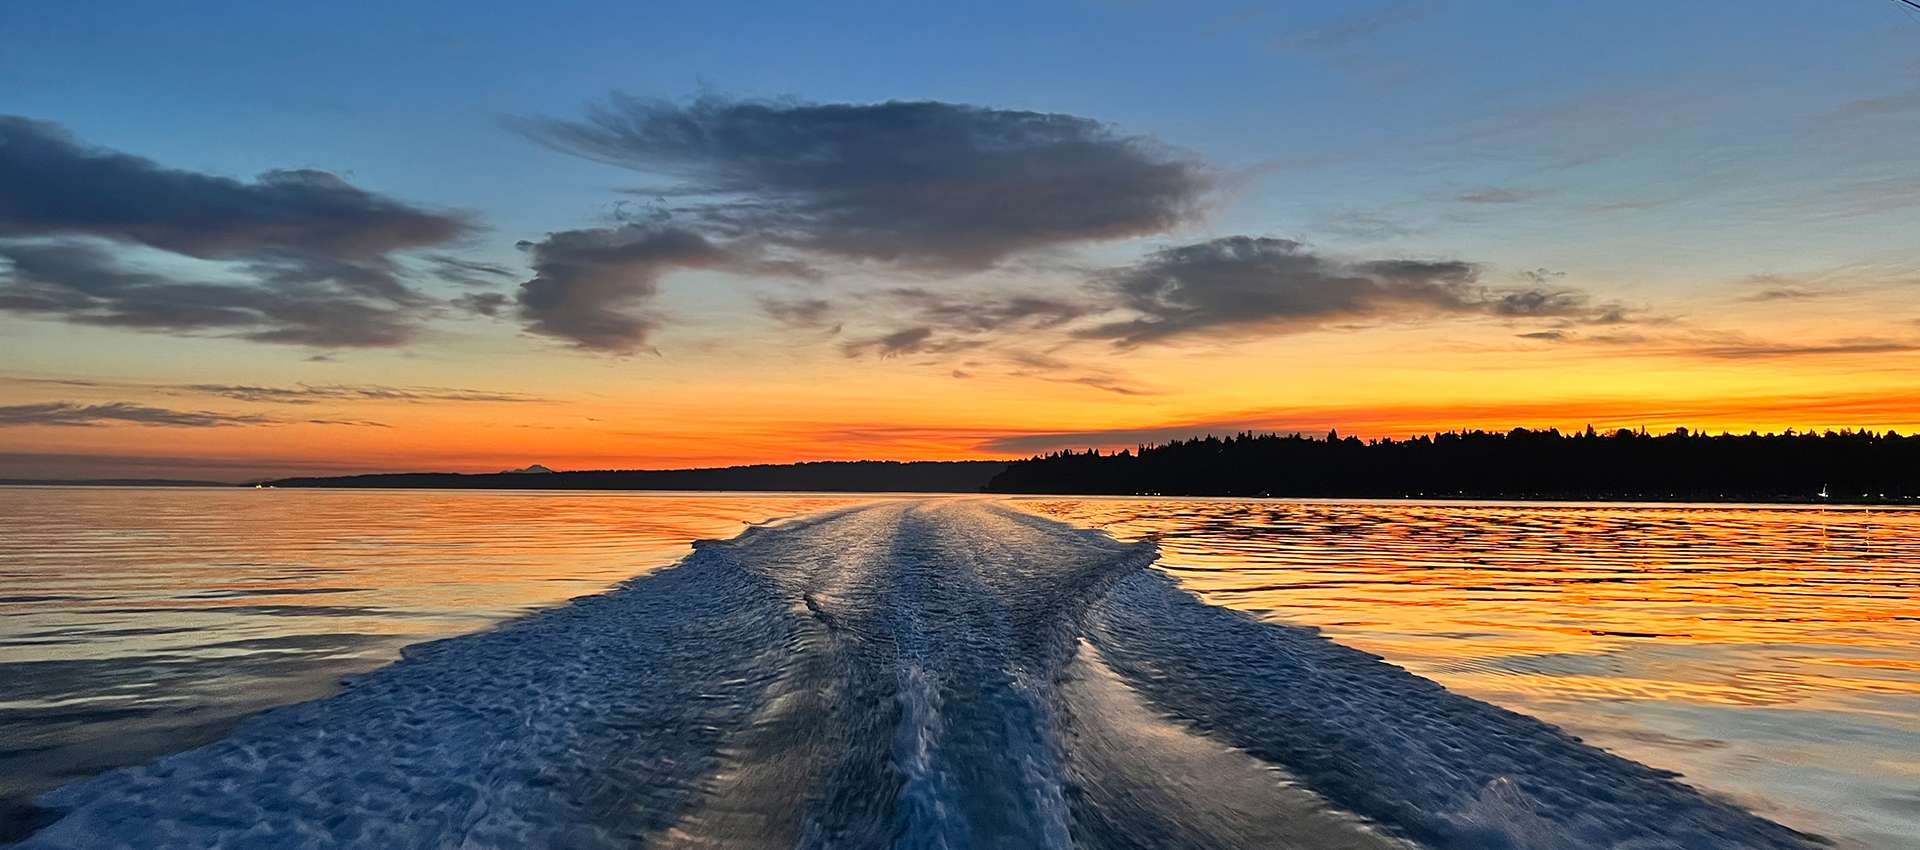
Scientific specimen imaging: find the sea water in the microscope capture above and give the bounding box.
[2,489,1914,848]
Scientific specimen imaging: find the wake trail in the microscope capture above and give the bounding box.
[15,500,1818,850]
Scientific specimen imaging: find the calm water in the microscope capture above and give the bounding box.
[2,489,1917,848]
[1018,498,1920,850]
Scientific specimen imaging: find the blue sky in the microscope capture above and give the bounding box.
[10,0,1914,272]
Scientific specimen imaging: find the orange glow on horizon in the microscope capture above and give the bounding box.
[8,302,1920,479]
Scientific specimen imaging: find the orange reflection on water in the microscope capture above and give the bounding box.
[1014,497,1920,850]
[0,487,877,803]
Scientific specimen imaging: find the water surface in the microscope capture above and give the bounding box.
[15,501,1805,850]
[0,486,874,819]
[3,490,1916,849]
[1019,497,1920,850]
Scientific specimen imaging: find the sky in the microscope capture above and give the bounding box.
[4,0,1920,480]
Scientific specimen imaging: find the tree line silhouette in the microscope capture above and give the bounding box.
[985,427,1920,502]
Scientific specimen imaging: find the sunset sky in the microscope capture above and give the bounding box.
[5,1,1920,480]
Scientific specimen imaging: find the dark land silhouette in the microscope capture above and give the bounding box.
[985,428,1920,502]
[266,460,1009,492]
[0,479,231,488]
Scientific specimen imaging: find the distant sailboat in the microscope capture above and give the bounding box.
[1818,484,1830,499]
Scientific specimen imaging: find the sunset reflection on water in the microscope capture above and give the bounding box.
[0,487,874,811]
[1015,497,1920,850]
[3,490,1917,849]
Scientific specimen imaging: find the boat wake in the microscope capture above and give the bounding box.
[17,501,1817,849]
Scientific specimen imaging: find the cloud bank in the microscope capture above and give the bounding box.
[515,224,812,352]
[0,402,269,427]
[0,116,472,347]
[0,240,423,347]
[1078,236,1619,346]
[521,96,1211,270]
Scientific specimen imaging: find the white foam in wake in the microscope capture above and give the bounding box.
[19,501,1819,850]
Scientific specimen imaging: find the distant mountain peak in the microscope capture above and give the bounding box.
[501,464,555,474]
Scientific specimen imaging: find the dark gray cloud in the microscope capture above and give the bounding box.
[520,95,1209,270]
[515,224,808,352]
[1744,287,1824,302]
[1077,236,1620,346]
[10,377,543,405]
[757,295,834,327]
[0,117,476,347]
[833,289,1085,361]
[884,287,1086,333]
[1054,375,1153,396]
[425,254,518,287]
[1512,328,1918,360]
[993,350,1153,396]
[452,291,512,316]
[0,116,467,259]
[300,418,391,427]
[1515,267,1566,285]
[0,240,420,347]
[1688,338,1918,359]
[841,326,931,358]
[182,383,542,404]
[240,253,423,306]
[1484,287,1599,318]
[0,402,269,427]
[838,326,986,359]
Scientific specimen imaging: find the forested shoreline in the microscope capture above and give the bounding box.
[985,428,1920,502]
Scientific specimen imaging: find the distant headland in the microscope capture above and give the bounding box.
[263,460,1009,493]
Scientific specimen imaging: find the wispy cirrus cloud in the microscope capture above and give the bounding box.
[834,289,1087,364]
[883,287,1087,334]
[839,326,984,359]
[0,401,392,428]
[184,383,542,404]
[756,295,835,328]
[1516,328,1919,360]
[10,377,544,405]
[1453,186,1552,204]
[0,402,269,427]
[1319,210,1416,240]
[1742,287,1827,302]
[1686,337,1918,360]
[1271,0,1443,53]
[1046,374,1154,397]
[1824,87,1920,121]
[423,255,517,287]
[452,291,513,317]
